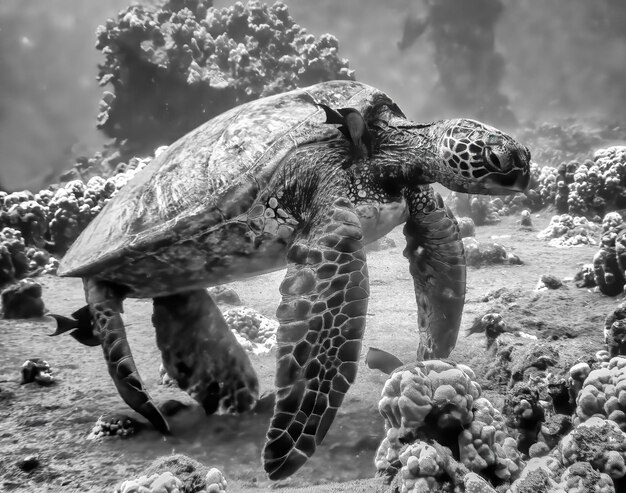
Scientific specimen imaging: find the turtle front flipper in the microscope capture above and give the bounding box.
[403,186,466,359]
[263,197,369,480]
[152,289,259,415]
[84,279,170,433]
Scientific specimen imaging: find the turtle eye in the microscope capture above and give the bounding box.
[482,146,503,171]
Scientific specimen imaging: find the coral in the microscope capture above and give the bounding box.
[378,360,481,440]
[1,278,45,319]
[467,312,507,348]
[605,302,626,357]
[573,263,596,288]
[536,214,599,248]
[447,193,501,226]
[141,454,223,493]
[89,414,137,439]
[518,145,626,218]
[463,238,519,267]
[506,456,562,493]
[556,461,616,493]
[589,212,626,296]
[115,471,183,493]
[503,383,545,455]
[376,361,525,489]
[20,358,54,385]
[204,468,227,493]
[95,0,353,155]
[0,228,30,286]
[223,306,277,354]
[574,357,626,432]
[456,217,476,238]
[559,417,626,479]
[0,195,48,248]
[396,441,449,492]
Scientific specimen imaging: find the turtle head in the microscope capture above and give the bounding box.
[430,118,531,195]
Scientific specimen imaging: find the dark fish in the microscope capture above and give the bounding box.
[316,103,373,161]
[365,347,404,375]
[49,305,100,347]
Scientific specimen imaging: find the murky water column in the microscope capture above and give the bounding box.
[399,0,516,126]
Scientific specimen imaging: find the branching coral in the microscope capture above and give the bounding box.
[95,0,353,155]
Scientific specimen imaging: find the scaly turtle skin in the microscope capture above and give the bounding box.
[52,80,530,480]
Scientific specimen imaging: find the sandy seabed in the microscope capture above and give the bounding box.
[0,212,616,492]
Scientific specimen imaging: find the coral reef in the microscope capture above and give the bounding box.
[536,214,599,248]
[95,0,353,156]
[521,146,626,217]
[0,157,150,288]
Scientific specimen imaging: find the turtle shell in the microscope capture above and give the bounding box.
[58,81,388,278]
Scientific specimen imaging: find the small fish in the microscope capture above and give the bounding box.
[316,103,373,161]
[49,305,100,347]
[365,347,405,375]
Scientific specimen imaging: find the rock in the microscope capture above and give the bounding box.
[539,274,563,290]
[208,285,241,305]
[1,278,45,318]
[17,455,40,472]
[520,209,533,228]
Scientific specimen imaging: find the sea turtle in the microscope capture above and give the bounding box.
[51,80,530,479]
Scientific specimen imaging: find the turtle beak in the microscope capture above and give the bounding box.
[478,168,530,194]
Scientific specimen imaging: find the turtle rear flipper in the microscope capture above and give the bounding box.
[152,289,259,415]
[403,187,466,359]
[263,196,369,480]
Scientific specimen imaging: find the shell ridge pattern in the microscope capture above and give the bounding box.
[59,82,379,277]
